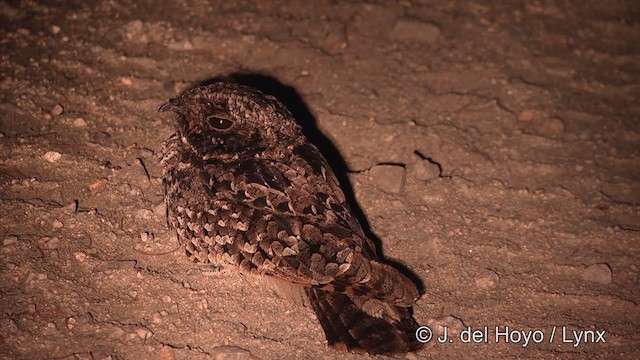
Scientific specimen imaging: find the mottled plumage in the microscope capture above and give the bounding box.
[158,82,422,354]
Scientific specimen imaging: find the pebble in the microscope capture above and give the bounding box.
[110,327,126,339]
[475,271,500,289]
[25,303,36,314]
[74,251,87,261]
[124,20,144,42]
[139,232,153,242]
[166,39,194,50]
[518,109,537,122]
[426,315,466,337]
[3,235,18,246]
[581,263,612,285]
[153,202,167,218]
[137,209,154,220]
[52,219,63,228]
[73,117,87,127]
[157,346,176,360]
[150,312,164,324]
[120,77,133,86]
[197,298,209,310]
[50,25,61,35]
[413,159,441,181]
[210,346,253,360]
[51,104,64,115]
[369,164,406,194]
[389,18,440,44]
[539,117,565,137]
[43,151,62,163]
[66,317,76,330]
[133,327,153,340]
[44,237,60,249]
[90,178,108,192]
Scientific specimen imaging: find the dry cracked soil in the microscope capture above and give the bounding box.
[1,1,639,359]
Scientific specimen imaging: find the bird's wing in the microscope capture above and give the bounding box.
[197,143,417,306]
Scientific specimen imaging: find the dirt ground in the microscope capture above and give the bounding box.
[1,1,639,359]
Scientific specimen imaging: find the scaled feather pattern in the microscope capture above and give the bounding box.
[158,82,422,354]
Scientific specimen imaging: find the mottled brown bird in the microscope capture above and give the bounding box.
[158,82,422,354]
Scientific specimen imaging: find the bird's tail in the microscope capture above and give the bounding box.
[305,287,423,355]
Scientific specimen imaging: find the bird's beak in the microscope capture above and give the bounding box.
[158,99,179,112]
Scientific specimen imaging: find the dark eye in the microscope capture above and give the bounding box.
[207,115,234,130]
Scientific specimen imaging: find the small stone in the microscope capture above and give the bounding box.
[43,151,62,163]
[121,77,133,86]
[124,20,144,42]
[51,104,64,115]
[140,232,153,242]
[74,252,87,261]
[197,298,209,310]
[66,317,76,330]
[3,235,18,246]
[25,303,35,315]
[153,202,167,218]
[210,346,253,360]
[50,25,61,35]
[109,327,126,339]
[414,159,441,181]
[150,312,163,324]
[581,263,612,285]
[518,109,536,122]
[137,209,154,220]
[475,272,499,289]
[73,117,87,127]
[426,316,466,338]
[162,295,172,303]
[389,18,440,44]
[134,327,153,340]
[539,118,565,137]
[89,178,108,192]
[52,219,63,228]
[369,164,406,194]
[166,39,194,50]
[158,346,176,360]
[44,237,60,249]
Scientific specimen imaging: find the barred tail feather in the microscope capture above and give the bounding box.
[305,287,422,355]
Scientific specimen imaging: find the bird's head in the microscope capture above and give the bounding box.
[160,82,303,160]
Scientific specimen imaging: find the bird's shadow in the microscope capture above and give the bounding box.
[190,73,424,295]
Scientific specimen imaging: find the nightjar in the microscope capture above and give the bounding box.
[158,82,422,354]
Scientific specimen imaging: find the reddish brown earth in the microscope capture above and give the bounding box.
[1,1,639,359]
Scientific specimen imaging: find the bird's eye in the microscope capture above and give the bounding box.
[207,115,234,130]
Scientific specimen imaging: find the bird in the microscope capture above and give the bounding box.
[158,82,423,355]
